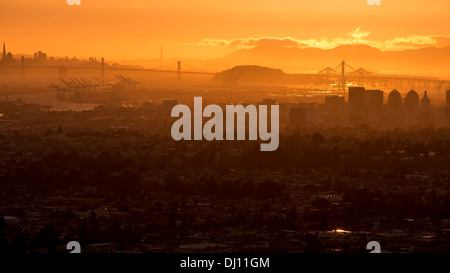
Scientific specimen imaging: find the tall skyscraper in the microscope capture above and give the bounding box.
[387,89,402,110]
[386,89,404,127]
[404,89,419,112]
[2,42,6,62]
[365,89,383,111]
[446,90,450,108]
[348,87,365,108]
[421,91,430,108]
[446,90,450,125]
[324,95,345,112]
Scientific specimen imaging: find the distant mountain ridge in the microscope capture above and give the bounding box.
[217,44,450,77]
[120,44,449,79]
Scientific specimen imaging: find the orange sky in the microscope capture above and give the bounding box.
[1,0,450,61]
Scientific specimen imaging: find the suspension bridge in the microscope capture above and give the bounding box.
[0,58,214,80]
[314,60,450,93]
[1,58,449,93]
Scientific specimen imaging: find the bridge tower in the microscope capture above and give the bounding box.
[101,57,105,79]
[177,61,181,80]
[340,59,346,93]
[20,56,25,77]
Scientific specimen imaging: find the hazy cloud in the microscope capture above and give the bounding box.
[349,27,370,39]
[188,28,450,51]
[189,37,304,47]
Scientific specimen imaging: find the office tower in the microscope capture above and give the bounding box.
[386,89,404,127]
[445,90,450,125]
[421,91,430,108]
[348,87,365,108]
[2,42,5,62]
[37,51,47,62]
[404,89,419,112]
[324,95,345,112]
[418,91,431,126]
[365,89,383,111]
[446,90,450,108]
[387,89,402,110]
[348,87,366,124]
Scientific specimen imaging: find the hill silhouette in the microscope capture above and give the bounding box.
[212,65,288,86]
